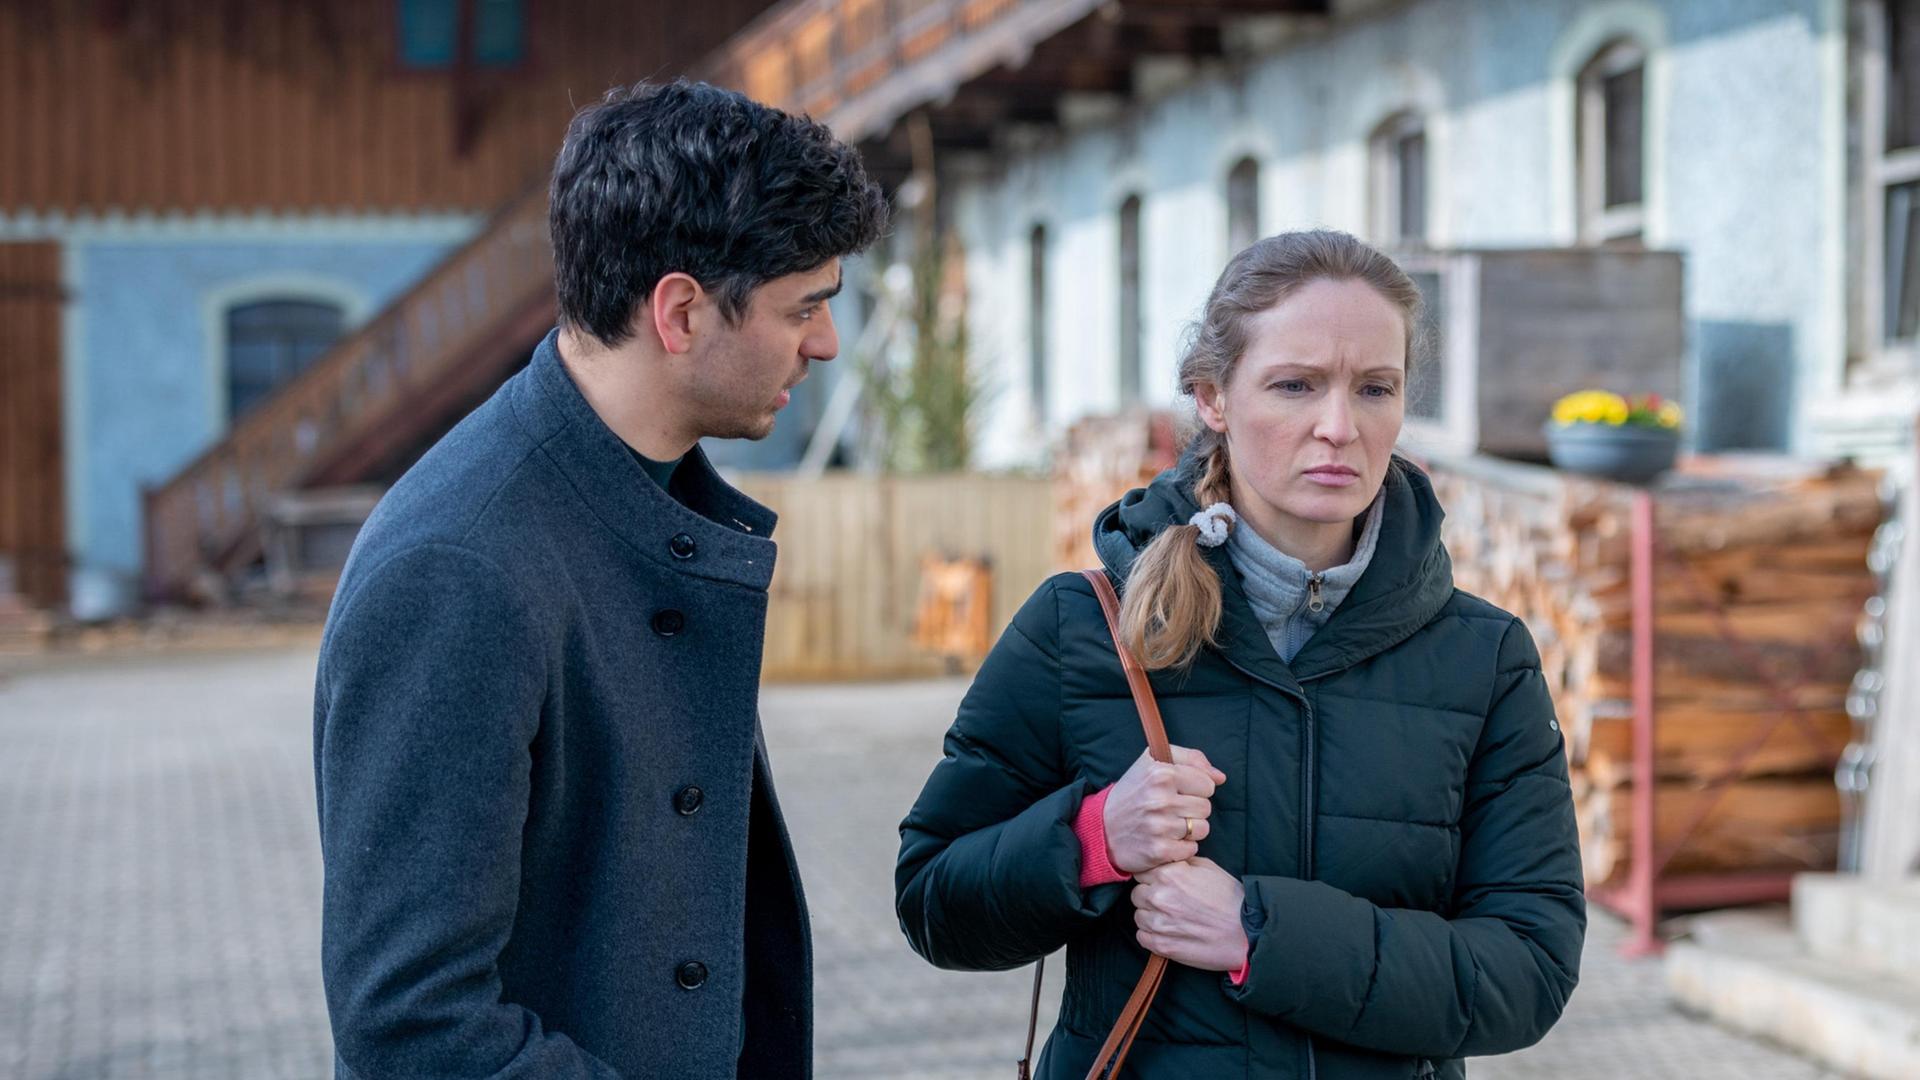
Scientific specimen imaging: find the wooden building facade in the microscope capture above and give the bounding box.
[0,0,768,216]
[0,0,767,612]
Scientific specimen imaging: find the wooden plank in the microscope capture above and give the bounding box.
[0,242,66,610]
[1580,777,1843,889]
[1583,706,1852,785]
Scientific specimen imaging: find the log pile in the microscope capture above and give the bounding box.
[1424,452,1883,890]
[1051,411,1181,572]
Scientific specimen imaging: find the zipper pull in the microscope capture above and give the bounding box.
[1307,573,1325,613]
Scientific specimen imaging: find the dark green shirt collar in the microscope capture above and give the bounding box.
[627,444,683,494]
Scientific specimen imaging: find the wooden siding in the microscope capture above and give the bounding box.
[732,471,1055,681]
[0,0,770,215]
[0,241,65,608]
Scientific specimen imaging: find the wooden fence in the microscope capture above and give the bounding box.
[733,472,1056,681]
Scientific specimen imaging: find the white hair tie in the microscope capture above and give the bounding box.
[1188,502,1237,547]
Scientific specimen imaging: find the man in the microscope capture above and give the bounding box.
[313,80,888,1079]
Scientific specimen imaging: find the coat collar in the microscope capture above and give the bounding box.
[506,328,779,592]
[1092,448,1454,684]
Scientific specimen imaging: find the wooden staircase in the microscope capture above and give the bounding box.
[142,184,556,603]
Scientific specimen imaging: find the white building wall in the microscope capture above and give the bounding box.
[954,0,1846,468]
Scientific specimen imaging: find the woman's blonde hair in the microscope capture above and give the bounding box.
[1117,230,1424,670]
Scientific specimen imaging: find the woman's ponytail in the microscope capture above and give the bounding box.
[1117,437,1235,670]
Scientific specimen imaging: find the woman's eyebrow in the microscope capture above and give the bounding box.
[1250,361,1402,378]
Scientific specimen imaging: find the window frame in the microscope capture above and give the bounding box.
[1369,111,1430,250]
[223,297,350,425]
[1028,222,1050,426]
[391,0,534,76]
[1226,156,1262,257]
[1577,38,1648,245]
[1118,194,1145,407]
[1855,0,1920,376]
[202,275,367,433]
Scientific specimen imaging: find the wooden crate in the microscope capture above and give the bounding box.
[1397,248,1686,462]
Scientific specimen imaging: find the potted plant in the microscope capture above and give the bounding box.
[1544,390,1684,484]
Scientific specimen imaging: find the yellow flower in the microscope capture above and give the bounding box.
[1552,390,1631,426]
[1657,402,1683,428]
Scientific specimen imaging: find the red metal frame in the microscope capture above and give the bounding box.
[1590,489,1859,956]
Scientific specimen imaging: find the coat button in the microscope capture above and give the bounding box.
[675,785,704,816]
[676,960,708,990]
[652,609,685,637]
[669,533,696,559]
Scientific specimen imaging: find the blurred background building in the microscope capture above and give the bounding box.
[7,0,1920,625]
[853,0,1914,470]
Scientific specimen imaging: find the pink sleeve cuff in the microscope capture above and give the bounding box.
[1228,954,1250,986]
[1074,784,1131,887]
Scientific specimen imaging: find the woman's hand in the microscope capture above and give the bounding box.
[1131,857,1248,972]
[1102,746,1226,875]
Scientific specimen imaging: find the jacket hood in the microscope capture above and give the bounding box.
[1090,447,1455,682]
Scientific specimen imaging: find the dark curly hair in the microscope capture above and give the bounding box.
[548,79,891,346]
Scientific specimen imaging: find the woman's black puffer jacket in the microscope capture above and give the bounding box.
[896,456,1585,1079]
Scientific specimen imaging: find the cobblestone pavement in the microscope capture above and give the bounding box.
[0,648,1850,1079]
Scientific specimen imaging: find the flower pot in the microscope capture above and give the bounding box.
[1543,422,1680,484]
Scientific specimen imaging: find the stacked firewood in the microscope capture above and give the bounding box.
[1424,453,1884,890]
[1051,411,1181,572]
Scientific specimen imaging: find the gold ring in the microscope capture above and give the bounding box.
[1182,818,1195,841]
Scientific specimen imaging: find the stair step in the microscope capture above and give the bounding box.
[1666,907,1920,1080]
[1794,873,1920,985]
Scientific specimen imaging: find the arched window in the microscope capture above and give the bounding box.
[1028,223,1049,422]
[1370,112,1428,248]
[1226,157,1261,255]
[226,298,345,422]
[1578,39,1646,244]
[1118,194,1144,406]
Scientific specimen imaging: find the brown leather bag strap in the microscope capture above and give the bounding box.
[1080,570,1172,760]
[1014,570,1173,1080]
[1017,959,1044,1080]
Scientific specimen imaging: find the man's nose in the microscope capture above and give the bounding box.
[807,305,839,363]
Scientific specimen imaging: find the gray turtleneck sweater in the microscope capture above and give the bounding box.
[1225,493,1385,664]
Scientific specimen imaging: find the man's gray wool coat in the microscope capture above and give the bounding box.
[314,328,809,1079]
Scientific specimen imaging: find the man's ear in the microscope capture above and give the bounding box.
[1194,381,1229,434]
[647,272,706,356]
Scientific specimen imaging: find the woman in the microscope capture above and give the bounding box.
[895,230,1584,1079]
